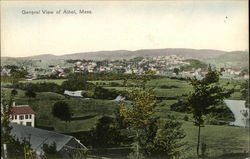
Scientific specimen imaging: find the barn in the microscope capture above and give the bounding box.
[10,123,87,158]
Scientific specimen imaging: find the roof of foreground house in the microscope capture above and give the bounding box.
[10,123,86,152]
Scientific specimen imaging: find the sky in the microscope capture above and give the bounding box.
[1,1,249,57]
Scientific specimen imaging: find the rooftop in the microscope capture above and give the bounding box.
[10,123,86,152]
[11,105,35,115]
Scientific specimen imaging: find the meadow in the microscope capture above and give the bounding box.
[1,77,249,159]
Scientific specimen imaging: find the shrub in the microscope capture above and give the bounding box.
[183,115,189,121]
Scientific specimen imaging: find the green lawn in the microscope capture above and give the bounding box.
[1,88,119,133]
[19,79,66,85]
[181,121,249,159]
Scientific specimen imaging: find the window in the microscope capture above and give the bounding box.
[29,115,32,119]
[14,115,17,120]
[19,115,24,120]
[25,115,29,119]
[10,115,13,120]
[26,122,32,126]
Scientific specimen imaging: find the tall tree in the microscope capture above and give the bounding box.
[187,66,233,158]
[120,71,156,159]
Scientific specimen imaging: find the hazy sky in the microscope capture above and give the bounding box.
[1,1,248,57]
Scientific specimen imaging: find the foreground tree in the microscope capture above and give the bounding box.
[91,116,124,148]
[148,117,186,158]
[187,66,233,158]
[120,71,156,159]
[1,90,15,159]
[41,142,61,158]
[1,90,27,158]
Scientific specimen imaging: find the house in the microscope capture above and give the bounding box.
[224,100,249,127]
[64,90,85,97]
[244,74,249,79]
[9,123,87,158]
[10,105,35,127]
[59,72,68,77]
[113,95,125,102]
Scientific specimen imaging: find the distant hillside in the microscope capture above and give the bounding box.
[2,48,229,61]
[204,51,249,69]
[2,49,248,70]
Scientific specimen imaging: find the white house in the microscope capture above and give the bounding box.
[64,90,84,97]
[10,105,35,127]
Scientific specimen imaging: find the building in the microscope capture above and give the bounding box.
[64,90,85,97]
[10,105,35,127]
[9,123,87,158]
[224,100,249,128]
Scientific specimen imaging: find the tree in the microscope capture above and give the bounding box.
[52,101,72,128]
[61,75,95,91]
[9,70,28,84]
[91,116,124,147]
[148,117,186,159]
[240,80,249,108]
[25,89,36,98]
[1,90,15,158]
[1,90,25,158]
[23,138,36,159]
[187,66,233,158]
[173,68,180,75]
[41,142,61,158]
[11,89,18,96]
[70,147,88,159]
[120,71,156,159]
[42,142,57,155]
[93,87,118,99]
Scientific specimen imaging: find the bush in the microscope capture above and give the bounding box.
[12,82,62,93]
[110,82,122,87]
[183,115,189,121]
[41,142,62,159]
[93,87,119,100]
[61,79,95,91]
[160,85,179,89]
[25,89,36,98]
[170,97,191,112]
[42,142,57,154]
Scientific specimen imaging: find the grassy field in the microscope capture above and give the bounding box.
[1,88,119,132]
[1,77,249,159]
[181,121,249,158]
[20,79,67,85]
